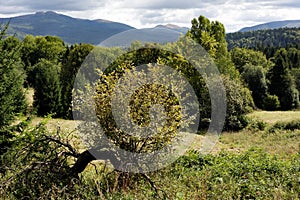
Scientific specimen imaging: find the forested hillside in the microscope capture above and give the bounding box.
[226,27,300,57]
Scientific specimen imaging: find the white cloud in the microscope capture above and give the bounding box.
[0,0,106,12]
[0,0,299,32]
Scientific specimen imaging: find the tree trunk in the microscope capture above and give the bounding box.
[70,149,120,175]
[71,150,96,174]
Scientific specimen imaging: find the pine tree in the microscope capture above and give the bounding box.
[60,44,94,119]
[0,23,27,160]
[268,49,299,110]
[241,64,268,108]
[32,59,62,116]
[0,23,27,127]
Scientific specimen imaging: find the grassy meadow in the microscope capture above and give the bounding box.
[40,110,300,158]
[14,110,299,199]
[2,88,300,199]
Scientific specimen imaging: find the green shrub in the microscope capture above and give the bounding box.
[271,120,300,132]
[247,118,267,131]
[221,75,254,131]
[263,94,280,111]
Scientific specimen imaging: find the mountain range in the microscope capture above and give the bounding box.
[0,11,187,45]
[0,11,134,45]
[239,20,300,32]
[0,11,299,45]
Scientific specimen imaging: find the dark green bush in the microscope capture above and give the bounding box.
[247,118,267,131]
[271,120,300,131]
[263,94,280,111]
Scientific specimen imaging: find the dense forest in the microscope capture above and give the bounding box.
[1,15,300,199]
[226,27,300,57]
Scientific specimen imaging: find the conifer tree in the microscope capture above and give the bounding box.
[32,59,62,116]
[268,49,299,110]
[0,23,27,127]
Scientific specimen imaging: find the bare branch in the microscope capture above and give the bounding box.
[44,135,79,158]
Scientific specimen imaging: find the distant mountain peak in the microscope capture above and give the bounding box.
[35,11,57,15]
[94,19,113,23]
[155,24,189,34]
[156,24,181,29]
[0,12,135,45]
[0,12,188,45]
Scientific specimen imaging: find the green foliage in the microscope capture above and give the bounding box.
[241,64,268,108]
[263,94,280,111]
[226,27,300,57]
[190,16,214,55]
[93,62,189,154]
[0,36,21,51]
[169,148,300,199]
[221,75,254,131]
[92,43,251,133]
[230,47,271,72]
[271,120,300,131]
[189,15,227,59]
[21,35,67,86]
[268,49,299,110]
[286,48,300,69]
[0,23,27,180]
[189,15,240,79]
[0,118,31,169]
[289,48,300,99]
[154,47,211,127]
[214,55,240,79]
[21,35,66,67]
[188,15,253,130]
[19,36,96,119]
[60,43,94,119]
[201,149,299,199]
[32,59,62,116]
[291,68,300,100]
[229,44,300,112]
[93,43,211,130]
[0,24,27,127]
[246,118,267,131]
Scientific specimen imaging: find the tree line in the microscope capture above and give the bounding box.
[1,16,300,132]
[226,27,300,58]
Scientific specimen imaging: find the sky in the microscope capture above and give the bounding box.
[0,0,299,32]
